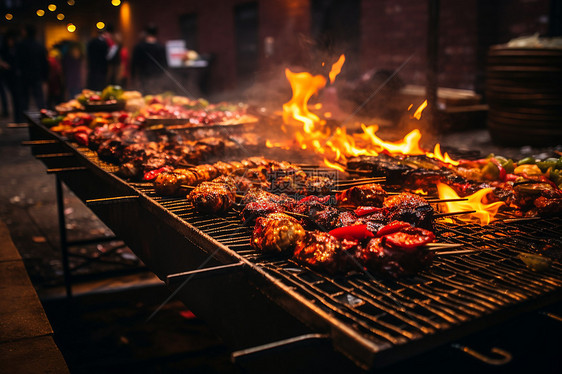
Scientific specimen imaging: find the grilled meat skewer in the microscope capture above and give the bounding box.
[335,183,387,207]
[356,225,435,278]
[293,231,353,274]
[251,213,306,255]
[188,179,236,213]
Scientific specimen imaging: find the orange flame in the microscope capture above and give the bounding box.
[282,69,327,133]
[361,125,425,156]
[278,59,458,171]
[329,54,346,84]
[413,100,428,120]
[436,182,505,225]
[427,143,460,166]
[323,158,346,173]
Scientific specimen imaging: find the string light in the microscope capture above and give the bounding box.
[68,0,75,5]
[67,23,76,33]
[37,9,45,16]
[5,13,13,21]
[48,4,57,12]
[112,0,121,6]
[96,22,105,30]
[57,13,65,20]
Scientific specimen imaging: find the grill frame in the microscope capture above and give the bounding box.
[26,114,562,370]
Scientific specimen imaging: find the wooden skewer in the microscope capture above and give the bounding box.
[337,178,386,185]
[426,198,469,203]
[434,210,476,218]
[426,245,465,252]
[295,164,321,168]
[284,211,311,220]
[425,243,464,248]
[341,177,386,182]
[344,168,373,175]
[502,217,541,223]
[435,249,479,256]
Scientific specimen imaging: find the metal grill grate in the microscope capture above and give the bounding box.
[30,123,562,366]
[134,183,562,349]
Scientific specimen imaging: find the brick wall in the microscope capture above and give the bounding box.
[126,0,551,94]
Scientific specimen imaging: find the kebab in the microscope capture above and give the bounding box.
[251,212,436,277]
[187,176,238,214]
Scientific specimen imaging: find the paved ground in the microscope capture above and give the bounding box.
[0,117,238,373]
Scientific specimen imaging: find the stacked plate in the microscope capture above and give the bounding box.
[486,46,562,146]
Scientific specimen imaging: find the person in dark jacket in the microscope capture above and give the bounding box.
[16,24,49,117]
[86,29,110,91]
[131,24,168,93]
[0,29,22,122]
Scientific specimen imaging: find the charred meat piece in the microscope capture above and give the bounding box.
[241,188,296,210]
[188,182,236,213]
[336,183,387,207]
[251,213,306,255]
[192,164,219,182]
[356,223,435,278]
[347,155,412,185]
[229,161,246,175]
[242,200,286,224]
[336,211,364,228]
[293,231,351,274]
[246,156,273,167]
[244,167,268,183]
[382,193,435,230]
[303,176,334,195]
[96,139,124,164]
[294,199,339,230]
[154,172,187,196]
[213,161,234,176]
[174,169,199,185]
[212,175,253,193]
[533,196,562,215]
[117,160,142,180]
[513,181,562,211]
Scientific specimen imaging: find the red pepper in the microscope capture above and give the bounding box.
[329,224,375,241]
[143,167,169,181]
[376,221,412,237]
[490,158,507,182]
[354,206,382,217]
[505,173,518,182]
[118,112,129,123]
[383,227,435,252]
[74,132,89,146]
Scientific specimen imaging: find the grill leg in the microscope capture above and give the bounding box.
[56,176,72,298]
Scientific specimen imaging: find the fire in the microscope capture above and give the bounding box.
[282,69,327,133]
[436,183,505,225]
[323,158,346,173]
[361,125,425,156]
[413,100,428,120]
[329,54,346,84]
[427,143,460,166]
[277,56,459,169]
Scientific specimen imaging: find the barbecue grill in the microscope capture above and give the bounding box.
[25,113,562,371]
